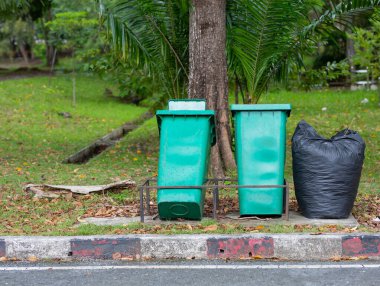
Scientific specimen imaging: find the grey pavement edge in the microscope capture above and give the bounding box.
[0,233,379,261]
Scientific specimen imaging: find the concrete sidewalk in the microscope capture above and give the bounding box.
[80,212,359,227]
[1,233,379,261]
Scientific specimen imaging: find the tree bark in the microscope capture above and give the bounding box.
[41,7,56,67]
[46,44,55,66]
[188,0,236,176]
[345,15,356,87]
[346,35,355,70]
[19,43,29,66]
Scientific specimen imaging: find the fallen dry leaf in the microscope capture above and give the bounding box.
[330,256,368,262]
[204,224,218,231]
[27,256,38,262]
[348,256,369,261]
[112,252,122,260]
[310,232,324,235]
[77,216,87,223]
[120,256,134,261]
[330,256,342,262]
[9,257,19,261]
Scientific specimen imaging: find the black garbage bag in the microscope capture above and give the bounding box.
[292,120,365,219]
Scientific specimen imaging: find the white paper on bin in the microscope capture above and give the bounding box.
[168,100,206,110]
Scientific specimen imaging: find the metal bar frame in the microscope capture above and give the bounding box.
[138,178,289,223]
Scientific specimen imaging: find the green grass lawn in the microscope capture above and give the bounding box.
[0,75,147,189]
[259,89,380,195]
[0,77,378,235]
[0,75,150,235]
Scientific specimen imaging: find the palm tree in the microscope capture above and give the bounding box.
[102,0,380,173]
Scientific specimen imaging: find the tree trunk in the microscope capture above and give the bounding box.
[19,43,29,66]
[188,0,236,177]
[41,8,56,67]
[346,35,355,71]
[345,15,355,86]
[46,44,55,66]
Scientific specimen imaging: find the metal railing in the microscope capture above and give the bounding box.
[138,178,289,223]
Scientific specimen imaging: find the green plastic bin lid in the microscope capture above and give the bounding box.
[156,110,216,146]
[230,104,291,116]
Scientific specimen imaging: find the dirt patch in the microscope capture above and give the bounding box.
[0,67,52,81]
[80,193,379,231]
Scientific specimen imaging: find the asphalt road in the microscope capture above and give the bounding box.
[0,260,379,286]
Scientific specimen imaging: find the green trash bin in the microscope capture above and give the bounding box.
[231,104,291,216]
[156,109,216,220]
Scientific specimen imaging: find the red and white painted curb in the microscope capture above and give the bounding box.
[0,234,379,261]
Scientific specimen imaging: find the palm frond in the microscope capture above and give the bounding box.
[102,0,380,103]
[101,0,189,99]
[0,0,29,18]
[0,0,28,11]
[228,0,380,102]
[304,0,380,34]
[227,0,313,102]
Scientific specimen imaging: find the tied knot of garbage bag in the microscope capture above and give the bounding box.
[292,120,366,219]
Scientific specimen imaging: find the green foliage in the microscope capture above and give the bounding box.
[101,0,189,99]
[296,60,351,90]
[9,18,34,46]
[227,0,315,103]
[0,17,35,61]
[0,0,29,15]
[228,0,380,103]
[352,29,374,67]
[350,8,380,79]
[91,55,162,105]
[46,11,98,53]
[114,68,160,106]
[304,0,380,34]
[52,0,98,14]
[28,0,52,21]
[32,41,47,60]
[0,1,51,64]
[312,30,347,69]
